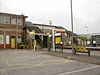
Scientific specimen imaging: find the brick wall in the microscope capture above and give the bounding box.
[0,24,24,29]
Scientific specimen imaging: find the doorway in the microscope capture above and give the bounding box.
[11,36,16,48]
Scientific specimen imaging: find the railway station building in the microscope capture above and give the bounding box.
[0,12,78,49]
[0,12,27,49]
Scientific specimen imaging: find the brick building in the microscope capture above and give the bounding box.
[0,12,27,49]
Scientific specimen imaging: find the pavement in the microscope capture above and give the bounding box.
[44,49,100,65]
[0,49,100,75]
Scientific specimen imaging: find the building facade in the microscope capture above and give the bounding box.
[0,12,27,49]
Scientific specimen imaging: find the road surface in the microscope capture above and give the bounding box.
[0,50,99,75]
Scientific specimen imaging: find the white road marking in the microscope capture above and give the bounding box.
[5,59,10,65]
[57,66,100,75]
[0,59,66,71]
[34,61,46,66]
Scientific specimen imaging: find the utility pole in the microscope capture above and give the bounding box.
[70,0,75,54]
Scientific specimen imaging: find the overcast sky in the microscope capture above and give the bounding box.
[0,0,100,34]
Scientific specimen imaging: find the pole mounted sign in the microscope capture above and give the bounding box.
[29,31,35,35]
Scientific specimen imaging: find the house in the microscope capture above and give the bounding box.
[0,12,27,49]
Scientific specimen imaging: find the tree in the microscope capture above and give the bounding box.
[79,35,89,41]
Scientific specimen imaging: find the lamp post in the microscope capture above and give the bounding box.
[70,0,75,54]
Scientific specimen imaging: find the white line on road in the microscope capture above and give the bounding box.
[5,59,10,65]
[57,66,100,75]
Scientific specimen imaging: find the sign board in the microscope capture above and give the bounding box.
[6,35,10,44]
[17,36,22,43]
[55,33,61,36]
[29,32,35,35]
[0,35,3,44]
[55,37,62,44]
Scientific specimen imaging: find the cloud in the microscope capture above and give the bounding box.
[0,0,100,34]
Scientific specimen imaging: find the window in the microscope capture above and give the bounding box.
[5,16,10,24]
[0,15,10,24]
[6,35,10,44]
[11,16,16,24]
[17,17,22,25]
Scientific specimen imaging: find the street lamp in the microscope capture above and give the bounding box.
[70,0,75,54]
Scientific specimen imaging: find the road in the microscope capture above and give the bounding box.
[0,50,99,75]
